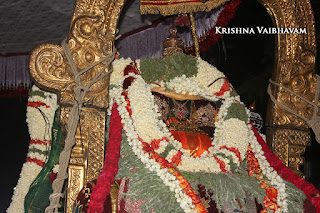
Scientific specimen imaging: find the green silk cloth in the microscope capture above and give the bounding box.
[24,111,64,213]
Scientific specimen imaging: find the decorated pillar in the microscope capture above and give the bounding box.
[260,0,317,178]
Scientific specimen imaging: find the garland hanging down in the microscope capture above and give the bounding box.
[88,54,318,213]
[7,85,58,213]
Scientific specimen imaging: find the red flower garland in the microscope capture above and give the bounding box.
[185,0,242,55]
[171,150,183,166]
[251,126,320,212]
[30,139,50,146]
[140,141,208,213]
[219,145,242,163]
[247,144,279,212]
[26,157,45,167]
[213,155,227,172]
[151,137,168,150]
[87,103,122,213]
[27,101,50,108]
[213,78,230,97]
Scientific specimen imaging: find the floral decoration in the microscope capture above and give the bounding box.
[90,55,320,213]
[87,103,122,213]
[7,85,58,213]
[103,56,294,212]
[252,126,320,212]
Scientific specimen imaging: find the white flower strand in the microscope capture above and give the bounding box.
[249,131,288,212]
[128,76,166,143]
[7,86,58,213]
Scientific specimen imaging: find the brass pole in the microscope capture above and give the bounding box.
[189,13,200,57]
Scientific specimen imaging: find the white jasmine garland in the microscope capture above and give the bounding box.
[7,163,43,213]
[7,86,58,213]
[128,77,166,143]
[111,58,289,212]
[124,74,248,173]
[213,118,249,160]
[196,58,225,95]
[249,131,288,212]
[110,58,133,85]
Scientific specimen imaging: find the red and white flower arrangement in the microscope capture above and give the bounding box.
[99,57,297,212]
[7,85,58,213]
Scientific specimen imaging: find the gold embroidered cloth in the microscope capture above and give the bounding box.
[140,0,231,15]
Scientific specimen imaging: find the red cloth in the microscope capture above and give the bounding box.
[170,130,213,157]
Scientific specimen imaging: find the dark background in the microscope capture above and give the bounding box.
[1,0,320,212]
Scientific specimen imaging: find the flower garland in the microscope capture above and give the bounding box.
[104,56,297,212]
[247,144,280,212]
[246,127,289,213]
[112,59,249,173]
[7,85,58,213]
[252,126,320,212]
[87,103,122,213]
[116,85,203,213]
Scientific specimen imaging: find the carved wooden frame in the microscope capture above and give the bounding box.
[259,0,317,177]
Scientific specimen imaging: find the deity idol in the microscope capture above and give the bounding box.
[71,26,318,213]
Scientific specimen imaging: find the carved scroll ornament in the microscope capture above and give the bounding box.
[259,0,317,178]
[29,0,126,212]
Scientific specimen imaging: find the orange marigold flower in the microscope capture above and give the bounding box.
[263,199,279,211]
[260,181,269,189]
[256,174,264,180]
[179,178,190,189]
[248,170,255,177]
[254,168,262,174]
[266,187,278,201]
[194,203,207,212]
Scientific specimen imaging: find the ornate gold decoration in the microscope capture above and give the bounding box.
[260,0,317,177]
[192,103,216,127]
[189,13,200,57]
[28,0,126,212]
[29,0,126,109]
[163,25,185,58]
[67,166,84,212]
[200,197,211,209]
[140,0,231,16]
[273,128,310,177]
[60,107,106,212]
[110,183,119,213]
